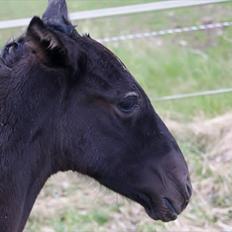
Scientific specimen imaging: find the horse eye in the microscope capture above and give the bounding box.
[117,94,139,113]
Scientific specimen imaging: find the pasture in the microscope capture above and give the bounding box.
[0,0,231,231]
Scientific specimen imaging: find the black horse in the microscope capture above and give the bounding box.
[0,0,192,231]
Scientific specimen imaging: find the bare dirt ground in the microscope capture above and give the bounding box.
[25,113,232,232]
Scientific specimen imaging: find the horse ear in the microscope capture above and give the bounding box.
[26,16,67,67]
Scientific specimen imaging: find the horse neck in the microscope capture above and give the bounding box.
[0,105,62,231]
[0,139,55,232]
[0,69,70,231]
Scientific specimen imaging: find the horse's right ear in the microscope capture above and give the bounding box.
[26,16,67,67]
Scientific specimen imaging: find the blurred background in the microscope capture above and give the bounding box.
[1,0,232,231]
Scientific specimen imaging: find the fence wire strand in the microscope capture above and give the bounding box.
[97,21,232,43]
[153,88,232,102]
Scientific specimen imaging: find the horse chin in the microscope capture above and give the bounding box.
[134,193,178,222]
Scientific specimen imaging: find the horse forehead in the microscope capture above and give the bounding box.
[85,39,133,83]
[81,38,123,67]
[64,36,136,92]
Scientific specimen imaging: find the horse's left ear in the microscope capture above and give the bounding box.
[26,16,67,67]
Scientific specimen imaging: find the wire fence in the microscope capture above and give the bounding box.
[97,19,232,102]
[93,3,231,102]
[0,0,231,102]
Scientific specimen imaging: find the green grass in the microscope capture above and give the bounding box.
[111,34,232,118]
[50,208,110,232]
[0,1,231,118]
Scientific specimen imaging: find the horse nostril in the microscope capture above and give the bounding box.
[180,183,191,210]
[186,182,192,199]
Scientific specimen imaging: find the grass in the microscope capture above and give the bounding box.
[111,35,232,118]
[0,1,231,118]
[0,1,232,231]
